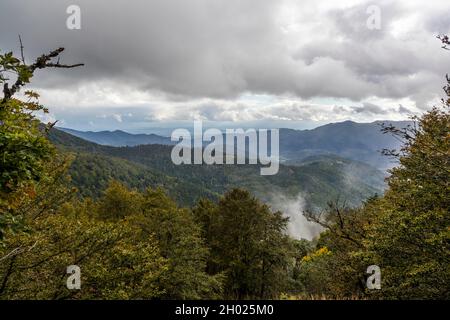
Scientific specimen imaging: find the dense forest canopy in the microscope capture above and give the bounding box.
[0,37,448,300]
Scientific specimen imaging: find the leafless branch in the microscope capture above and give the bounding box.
[2,47,84,103]
[0,246,23,262]
[303,200,364,248]
[0,241,39,262]
[18,35,25,64]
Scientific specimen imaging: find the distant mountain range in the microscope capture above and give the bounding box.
[49,125,387,211]
[59,120,411,170]
[59,127,174,146]
[279,120,412,170]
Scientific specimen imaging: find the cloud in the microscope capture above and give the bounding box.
[353,102,387,115]
[112,114,123,123]
[268,193,323,240]
[398,104,414,114]
[1,0,449,127]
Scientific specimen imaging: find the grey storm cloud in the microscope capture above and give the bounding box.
[354,102,387,114]
[1,0,284,98]
[0,0,450,126]
[398,104,414,115]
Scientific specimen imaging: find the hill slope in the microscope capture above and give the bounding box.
[59,120,410,170]
[49,127,386,209]
[58,128,174,147]
[279,120,411,170]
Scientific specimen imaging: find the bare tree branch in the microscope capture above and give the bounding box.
[2,47,84,103]
[18,35,25,64]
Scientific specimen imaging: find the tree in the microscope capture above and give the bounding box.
[363,85,450,299]
[0,45,83,241]
[302,198,380,298]
[96,180,143,221]
[130,187,224,299]
[0,210,167,300]
[194,189,292,299]
[298,35,450,300]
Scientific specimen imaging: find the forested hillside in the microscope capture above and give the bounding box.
[1,42,448,301]
[60,121,407,170]
[49,127,385,209]
[59,127,174,147]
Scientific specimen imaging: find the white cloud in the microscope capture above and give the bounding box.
[112,114,123,123]
[0,0,449,128]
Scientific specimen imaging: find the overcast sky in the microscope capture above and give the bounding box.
[1,0,449,132]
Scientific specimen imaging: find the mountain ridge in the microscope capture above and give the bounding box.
[59,120,411,170]
[49,127,386,209]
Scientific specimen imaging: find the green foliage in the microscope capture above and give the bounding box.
[131,187,224,299]
[50,127,384,210]
[0,47,80,241]
[0,49,54,197]
[1,41,448,301]
[0,211,167,299]
[96,180,143,221]
[0,92,54,197]
[67,152,165,199]
[299,79,450,300]
[0,135,220,300]
[362,102,450,299]
[0,153,73,243]
[193,189,293,299]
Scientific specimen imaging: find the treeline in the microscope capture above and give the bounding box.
[49,125,385,210]
[1,44,449,300]
[297,86,450,299]
[0,47,294,300]
[0,171,297,299]
[1,101,448,299]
